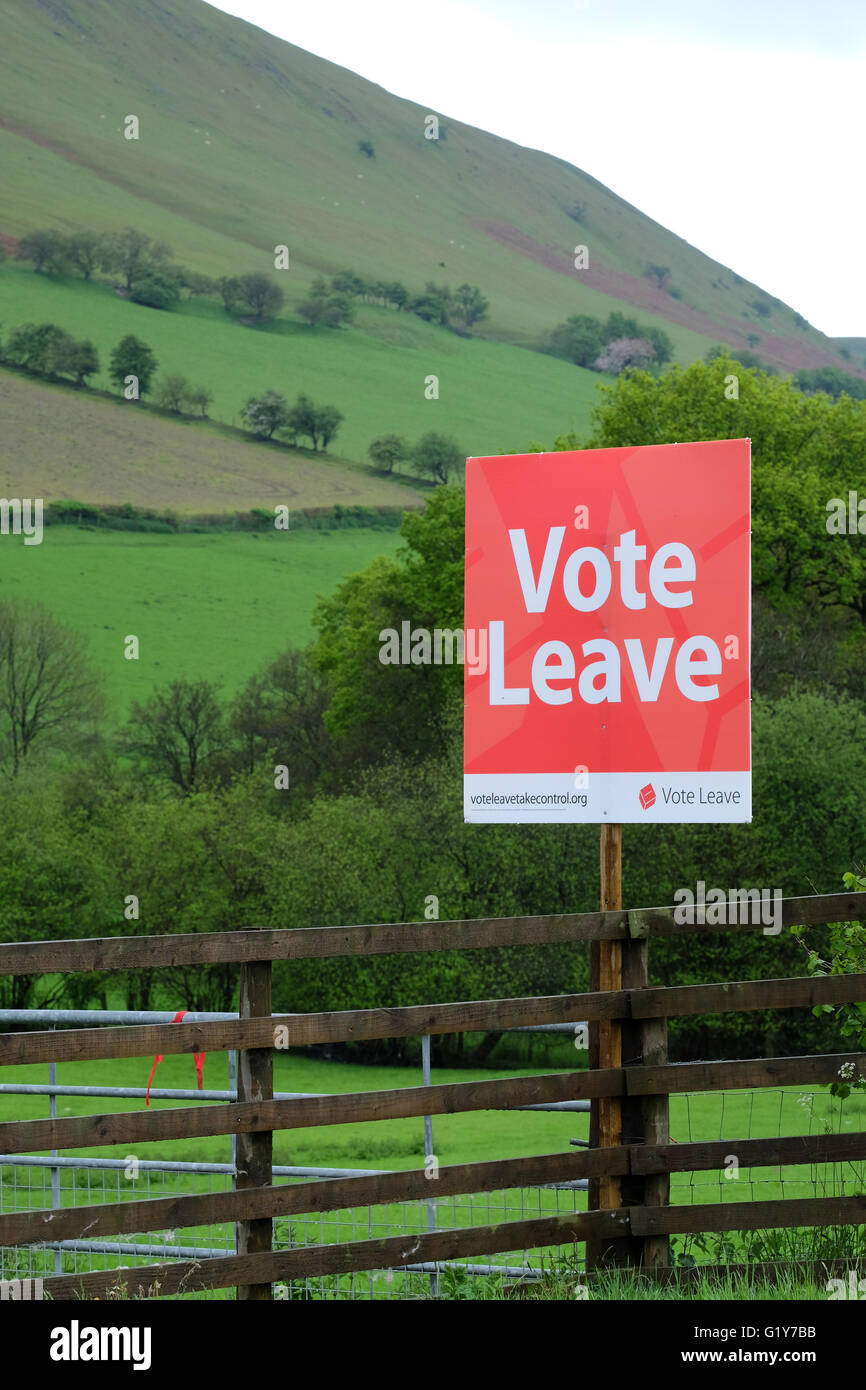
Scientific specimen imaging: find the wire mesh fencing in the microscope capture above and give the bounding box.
[0,1154,591,1300]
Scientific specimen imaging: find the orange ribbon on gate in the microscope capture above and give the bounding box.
[145,1009,206,1105]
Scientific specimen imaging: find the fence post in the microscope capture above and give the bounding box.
[621,926,670,1270]
[421,1033,439,1298]
[236,953,273,1300]
[49,1026,62,1276]
[586,822,624,1270]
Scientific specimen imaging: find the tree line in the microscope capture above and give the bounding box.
[11,228,491,336]
[0,321,350,451]
[367,431,464,484]
[0,317,467,474]
[0,321,211,414]
[298,270,489,336]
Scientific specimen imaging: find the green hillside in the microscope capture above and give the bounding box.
[0,364,429,511]
[0,262,604,473]
[0,526,404,715]
[0,0,854,378]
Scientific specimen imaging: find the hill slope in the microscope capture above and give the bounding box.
[0,264,606,472]
[0,0,854,377]
[0,368,426,512]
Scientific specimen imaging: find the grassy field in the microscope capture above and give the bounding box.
[0,525,403,714]
[0,367,427,513]
[0,264,606,470]
[2,1052,863,1298]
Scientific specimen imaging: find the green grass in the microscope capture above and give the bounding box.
[0,525,403,714]
[0,263,605,465]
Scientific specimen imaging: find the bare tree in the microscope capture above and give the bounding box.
[0,602,105,772]
[123,679,225,792]
[230,649,331,790]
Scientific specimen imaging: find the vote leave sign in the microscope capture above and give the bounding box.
[464,439,751,824]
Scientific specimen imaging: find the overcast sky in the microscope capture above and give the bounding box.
[210,0,865,338]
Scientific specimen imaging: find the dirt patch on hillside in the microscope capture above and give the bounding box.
[0,371,425,514]
[470,218,859,376]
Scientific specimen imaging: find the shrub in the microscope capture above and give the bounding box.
[368,434,410,472]
[155,374,191,413]
[241,390,290,439]
[129,272,181,310]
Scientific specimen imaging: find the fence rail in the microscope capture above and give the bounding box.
[1,889,864,1299]
[0,891,861,975]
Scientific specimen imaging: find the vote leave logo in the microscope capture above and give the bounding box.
[464,439,751,824]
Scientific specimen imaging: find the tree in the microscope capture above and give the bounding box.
[331,270,369,297]
[65,230,107,281]
[410,431,463,484]
[123,680,225,793]
[644,263,671,289]
[547,314,606,367]
[53,336,100,387]
[604,311,641,341]
[450,283,489,332]
[109,334,157,396]
[0,601,104,773]
[314,404,343,451]
[284,396,343,452]
[410,282,451,325]
[4,323,98,385]
[129,272,181,310]
[219,276,242,313]
[230,648,331,791]
[642,325,674,365]
[310,486,465,766]
[368,434,410,472]
[182,270,218,299]
[357,139,375,158]
[222,273,284,323]
[104,229,171,291]
[15,230,65,273]
[297,277,354,327]
[794,367,866,403]
[241,390,290,439]
[384,280,409,310]
[286,393,318,449]
[5,322,68,374]
[187,384,213,417]
[582,354,866,619]
[156,374,191,413]
[593,337,656,373]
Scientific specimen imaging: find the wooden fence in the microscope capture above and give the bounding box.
[1,890,865,1299]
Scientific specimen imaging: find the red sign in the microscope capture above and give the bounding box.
[464,440,751,823]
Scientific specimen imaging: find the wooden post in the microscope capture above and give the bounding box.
[586,823,623,1270]
[236,955,273,1300]
[621,935,670,1270]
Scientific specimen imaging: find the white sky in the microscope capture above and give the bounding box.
[209,0,865,337]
